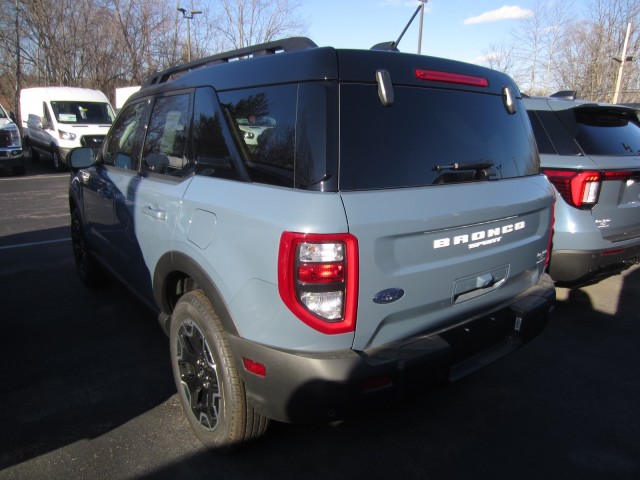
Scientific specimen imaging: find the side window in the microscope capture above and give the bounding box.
[219,85,297,187]
[527,111,556,154]
[192,87,240,180]
[142,93,192,177]
[43,102,53,128]
[102,101,147,169]
[535,110,582,156]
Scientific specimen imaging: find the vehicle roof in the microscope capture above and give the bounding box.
[20,87,110,103]
[523,95,640,114]
[131,38,520,102]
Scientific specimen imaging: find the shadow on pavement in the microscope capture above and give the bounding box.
[1,220,638,480]
[0,232,175,471]
[133,267,640,480]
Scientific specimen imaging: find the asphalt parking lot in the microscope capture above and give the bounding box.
[1,160,639,480]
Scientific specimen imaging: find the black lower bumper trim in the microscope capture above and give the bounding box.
[550,244,640,286]
[228,273,555,424]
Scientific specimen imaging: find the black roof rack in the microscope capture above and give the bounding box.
[142,37,318,88]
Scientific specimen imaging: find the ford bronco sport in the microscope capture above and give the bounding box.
[68,37,555,448]
[524,93,640,286]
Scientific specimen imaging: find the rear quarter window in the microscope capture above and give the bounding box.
[218,85,297,187]
[339,85,539,190]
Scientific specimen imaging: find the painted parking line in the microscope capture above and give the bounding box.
[0,237,71,251]
[0,173,70,181]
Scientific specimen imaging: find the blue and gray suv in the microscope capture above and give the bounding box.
[68,37,555,448]
[525,93,640,286]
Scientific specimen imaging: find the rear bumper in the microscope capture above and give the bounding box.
[549,242,640,286]
[229,273,555,424]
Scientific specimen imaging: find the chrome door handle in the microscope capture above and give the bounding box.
[142,206,166,221]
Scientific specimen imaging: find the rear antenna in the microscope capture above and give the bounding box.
[371,1,427,52]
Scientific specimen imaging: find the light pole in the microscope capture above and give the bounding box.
[612,22,633,104]
[418,0,427,54]
[177,7,202,62]
[14,0,21,128]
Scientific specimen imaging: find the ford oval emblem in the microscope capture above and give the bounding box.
[373,288,405,304]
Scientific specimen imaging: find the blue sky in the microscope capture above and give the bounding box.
[301,0,586,65]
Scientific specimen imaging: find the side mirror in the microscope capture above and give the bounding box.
[9,111,16,122]
[68,147,96,169]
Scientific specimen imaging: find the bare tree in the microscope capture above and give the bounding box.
[507,0,573,95]
[484,0,640,102]
[213,0,309,50]
[0,0,309,108]
[482,41,524,84]
[564,0,639,101]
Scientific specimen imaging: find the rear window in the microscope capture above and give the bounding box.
[339,85,539,190]
[529,106,640,156]
[572,108,640,155]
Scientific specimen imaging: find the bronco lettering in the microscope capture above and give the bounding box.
[433,221,526,249]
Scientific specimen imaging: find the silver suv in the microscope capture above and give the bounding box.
[0,104,24,176]
[69,38,555,448]
[525,93,640,286]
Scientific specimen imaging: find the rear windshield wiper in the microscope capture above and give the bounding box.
[433,161,494,173]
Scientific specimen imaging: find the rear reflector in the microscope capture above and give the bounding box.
[362,376,393,393]
[602,248,624,256]
[242,357,266,377]
[415,69,489,87]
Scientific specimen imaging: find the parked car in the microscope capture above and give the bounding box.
[68,37,555,449]
[524,93,640,286]
[0,103,24,176]
[20,87,115,171]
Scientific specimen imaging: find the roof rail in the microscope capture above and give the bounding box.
[142,37,318,88]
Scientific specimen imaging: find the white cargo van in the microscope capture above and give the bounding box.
[115,86,140,112]
[20,87,115,170]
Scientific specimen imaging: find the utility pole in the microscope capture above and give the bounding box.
[612,22,632,104]
[14,0,21,131]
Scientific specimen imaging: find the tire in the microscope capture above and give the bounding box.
[170,290,269,450]
[71,209,107,287]
[51,146,64,171]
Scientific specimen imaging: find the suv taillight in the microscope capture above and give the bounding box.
[543,169,636,209]
[543,169,601,208]
[278,232,358,334]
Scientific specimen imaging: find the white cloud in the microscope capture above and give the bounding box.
[464,5,533,25]
[473,51,502,64]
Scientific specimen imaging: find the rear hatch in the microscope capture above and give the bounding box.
[530,103,640,241]
[336,67,554,351]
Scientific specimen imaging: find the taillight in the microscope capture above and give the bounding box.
[543,169,601,208]
[278,232,358,334]
[546,197,555,268]
[414,69,488,88]
[603,171,635,181]
[543,169,637,209]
